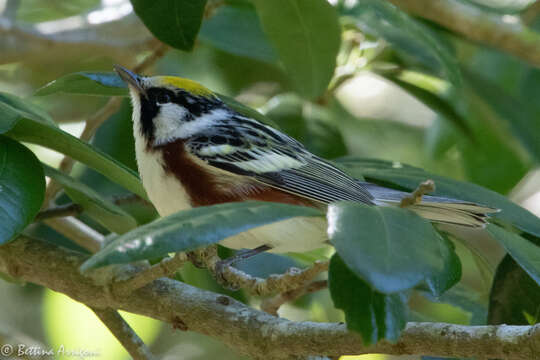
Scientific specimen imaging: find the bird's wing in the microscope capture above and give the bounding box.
[185,114,374,204]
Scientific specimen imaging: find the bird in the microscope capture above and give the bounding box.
[114,65,498,256]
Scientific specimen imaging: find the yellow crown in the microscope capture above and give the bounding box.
[154,76,213,96]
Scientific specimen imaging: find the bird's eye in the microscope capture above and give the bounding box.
[156,92,171,105]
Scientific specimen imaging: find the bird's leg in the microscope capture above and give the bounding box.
[216,245,271,272]
[399,179,436,208]
[215,245,271,289]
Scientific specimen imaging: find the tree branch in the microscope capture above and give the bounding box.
[35,203,83,221]
[91,308,156,360]
[1,236,538,360]
[0,4,152,65]
[385,0,540,67]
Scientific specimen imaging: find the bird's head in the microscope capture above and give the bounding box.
[114,65,224,147]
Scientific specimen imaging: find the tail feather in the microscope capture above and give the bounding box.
[361,182,499,228]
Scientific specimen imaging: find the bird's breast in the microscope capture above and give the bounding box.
[134,132,193,216]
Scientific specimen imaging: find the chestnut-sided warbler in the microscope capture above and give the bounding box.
[114,65,497,254]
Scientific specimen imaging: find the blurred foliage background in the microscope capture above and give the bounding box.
[1,0,540,359]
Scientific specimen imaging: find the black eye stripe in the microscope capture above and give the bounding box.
[145,87,222,118]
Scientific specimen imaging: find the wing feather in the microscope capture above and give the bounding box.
[185,113,374,205]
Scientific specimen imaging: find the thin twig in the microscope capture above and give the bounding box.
[197,246,329,296]
[42,97,123,205]
[261,280,328,316]
[132,41,169,73]
[35,203,83,221]
[113,252,188,297]
[400,179,435,208]
[91,308,156,360]
[44,217,104,253]
[42,42,169,206]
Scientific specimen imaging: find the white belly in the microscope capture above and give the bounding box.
[221,216,329,253]
[134,121,328,253]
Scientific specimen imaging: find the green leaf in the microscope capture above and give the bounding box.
[81,201,323,271]
[345,1,461,87]
[464,69,540,163]
[34,72,281,128]
[263,94,347,158]
[199,3,277,63]
[328,202,458,294]
[253,0,341,98]
[0,136,45,244]
[3,117,146,199]
[381,74,471,136]
[488,254,540,325]
[336,157,540,238]
[422,284,487,325]
[233,252,301,278]
[329,254,407,345]
[130,0,207,51]
[43,165,137,234]
[0,91,55,132]
[35,72,127,97]
[487,225,540,287]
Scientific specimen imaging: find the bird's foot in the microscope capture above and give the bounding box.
[214,245,271,290]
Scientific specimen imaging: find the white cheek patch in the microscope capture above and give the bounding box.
[152,103,188,145]
[153,108,230,146]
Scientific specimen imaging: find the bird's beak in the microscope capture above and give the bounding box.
[114,64,147,97]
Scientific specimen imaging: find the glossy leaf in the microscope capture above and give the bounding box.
[34,72,279,128]
[345,0,461,87]
[336,157,540,238]
[4,117,146,199]
[234,251,301,278]
[487,225,540,287]
[35,72,127,97]
[130,0,207,50]
[35,72,126,97]
[0,91,54,132]
[44,165,137,234]
[199,3,277,63]
[253,0,341,98]
[329,254,407,345]
[81,201,323,271]
[488,254,540,325]
[328,202,458,294]
[0,136,45,244]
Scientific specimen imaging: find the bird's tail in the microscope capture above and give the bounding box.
[361,182,499,227]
